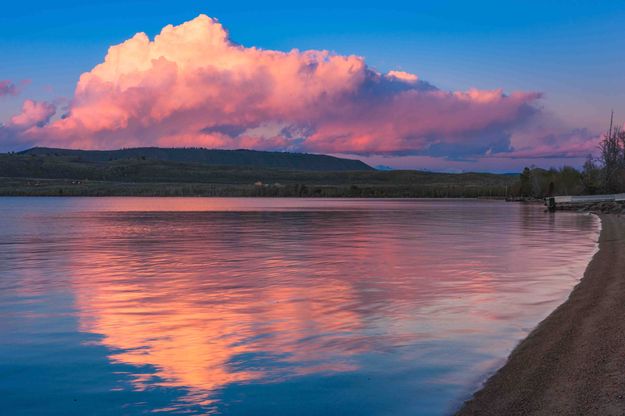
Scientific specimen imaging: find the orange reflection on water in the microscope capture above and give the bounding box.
[70,240,367,404]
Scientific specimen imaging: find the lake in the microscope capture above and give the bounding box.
[0,198,599,415]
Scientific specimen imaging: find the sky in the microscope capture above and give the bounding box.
[1,1,624,172]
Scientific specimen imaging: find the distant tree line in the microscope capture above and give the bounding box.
[0,177,515,198]
[518,115,625,198]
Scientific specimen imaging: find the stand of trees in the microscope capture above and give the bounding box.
[519,166,586,198]
[518,121,625,198]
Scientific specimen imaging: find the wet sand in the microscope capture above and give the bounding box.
[457,215,625,416]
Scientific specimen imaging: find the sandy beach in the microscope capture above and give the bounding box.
[457,214,625,415]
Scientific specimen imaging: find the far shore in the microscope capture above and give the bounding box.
[457,214,625,415]
[0,177,514,198]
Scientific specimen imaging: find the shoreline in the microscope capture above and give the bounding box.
[456,214,625,415]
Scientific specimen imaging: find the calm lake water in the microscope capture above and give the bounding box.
[0,198,599,415]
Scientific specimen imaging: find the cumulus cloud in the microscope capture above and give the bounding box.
[0,100,56,149]
[10,99,56,129]
[1,14,600,165]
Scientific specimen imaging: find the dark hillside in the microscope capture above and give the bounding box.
[20,147,374,172]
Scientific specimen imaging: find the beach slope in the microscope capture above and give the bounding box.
[457,215,625,416]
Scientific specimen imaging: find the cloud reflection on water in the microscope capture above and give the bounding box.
[0,198,600,414]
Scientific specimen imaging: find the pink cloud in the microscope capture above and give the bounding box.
[0,99,56,149]
[0,15,600,167]
[9,99,56,129]
[386,70,419,83]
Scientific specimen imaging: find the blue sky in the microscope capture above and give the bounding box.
[1,1,624,171]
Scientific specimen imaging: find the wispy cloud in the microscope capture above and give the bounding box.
[0,79,31,98]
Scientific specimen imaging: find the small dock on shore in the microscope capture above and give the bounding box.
[545,193,625,212]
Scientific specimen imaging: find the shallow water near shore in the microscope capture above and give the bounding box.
[0,198,599,415]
